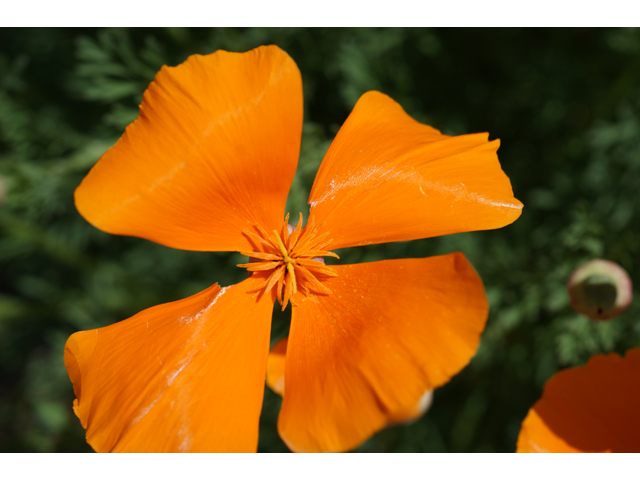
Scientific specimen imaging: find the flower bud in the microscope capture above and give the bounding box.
[567,259,632,320]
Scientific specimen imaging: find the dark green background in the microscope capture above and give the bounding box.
[1,28,638,452]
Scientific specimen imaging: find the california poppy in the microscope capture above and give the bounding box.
[517,349,640,452]
[65,45,523,452]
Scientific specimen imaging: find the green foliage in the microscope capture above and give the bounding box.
[1,28,638,453]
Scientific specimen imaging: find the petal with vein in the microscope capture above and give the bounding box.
[64,276,274,452]
[266,336,433,425]
[278,253,488,452]
[309,91,523,249]
[75,45,302,252]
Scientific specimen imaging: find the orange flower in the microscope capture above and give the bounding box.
[65,45,523,452]
[517,349,640,452]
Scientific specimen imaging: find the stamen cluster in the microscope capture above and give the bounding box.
[238,213,339,309]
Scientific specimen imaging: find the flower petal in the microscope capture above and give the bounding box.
[75,45,303,252]
[308,91,522,249]
[266,336,433,425]
[277,253,488,452]
[266,337,288,396]
[64,276,275,452]
[517,349,640,453]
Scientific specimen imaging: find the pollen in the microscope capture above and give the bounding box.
[237,213,339,310]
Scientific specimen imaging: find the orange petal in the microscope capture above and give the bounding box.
[64,276,275,452]
[75,45,302,252]
[266,337,288,396]
[277,253,488,452]
[517,349,640,453]
[266,335,433,425]
[308,91,523,249]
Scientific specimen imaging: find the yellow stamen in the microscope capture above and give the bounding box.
[239,213,338,309]
[287,262,297,294]
[288,213,304,250]
[273,230,290,260]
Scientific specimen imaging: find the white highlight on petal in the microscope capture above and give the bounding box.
[415,389,434,416]
[134,286,230,425]
[310,163,522,211]
[179,286,229,324]
[388,389,434,426]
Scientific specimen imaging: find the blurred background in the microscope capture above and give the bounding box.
[0,27,639,452]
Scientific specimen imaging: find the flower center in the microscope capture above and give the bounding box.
[237,213,339,310]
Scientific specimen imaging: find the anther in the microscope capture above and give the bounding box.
[238,213,338,310]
